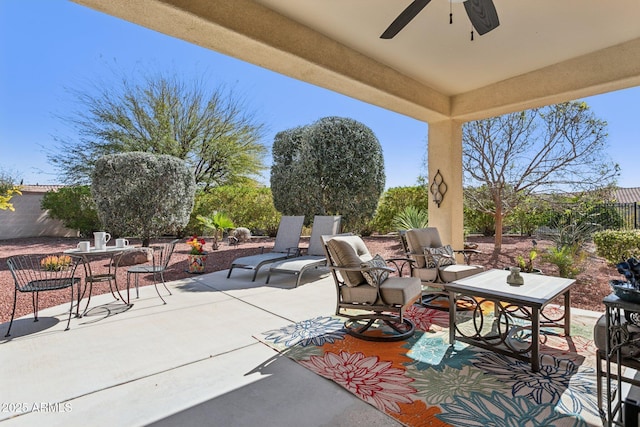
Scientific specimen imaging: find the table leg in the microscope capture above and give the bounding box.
[74,255,92,317]
[564,290,571,336]
[531,309,540,372]
[449,291,456,346]
[111,251,130,305]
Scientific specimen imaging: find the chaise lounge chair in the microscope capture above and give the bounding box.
[265,215,342,287]
[226,215,305,281]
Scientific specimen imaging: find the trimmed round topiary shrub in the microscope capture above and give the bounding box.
[91,152,196,246]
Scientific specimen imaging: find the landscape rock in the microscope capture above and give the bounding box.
[118,248,153,266]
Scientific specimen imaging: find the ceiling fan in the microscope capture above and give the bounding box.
[380,0,500,39]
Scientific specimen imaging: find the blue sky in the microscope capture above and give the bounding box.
[1,0,639,188]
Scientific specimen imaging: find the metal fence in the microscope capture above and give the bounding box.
[602,202,640,230]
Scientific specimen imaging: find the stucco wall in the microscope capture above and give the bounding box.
[0,191,78,240]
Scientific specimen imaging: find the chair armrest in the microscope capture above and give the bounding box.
[329,264,395,289]
[453,249,481,265]
[385,256,414,263]
[454,249,481,254]
[384,257,415,277]
[286,247,301,257]
[329,265,395,274]
[407,252,428,261]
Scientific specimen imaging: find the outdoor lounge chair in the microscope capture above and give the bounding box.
[265,215,342,287]
[227,215,305,281]
[405,227,484,309]
[322,233,422,341]
[126,239,179,305]
[5,254,81,337]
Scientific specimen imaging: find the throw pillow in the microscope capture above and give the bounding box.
[424,245,456,267]
[421,246,437,268]
[361,254,390,287]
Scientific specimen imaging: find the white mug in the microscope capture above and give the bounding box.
[77,241,91,252]
[116,238,129,248]
[94,231,111,250]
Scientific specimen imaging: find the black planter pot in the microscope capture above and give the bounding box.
[610,279,640,304]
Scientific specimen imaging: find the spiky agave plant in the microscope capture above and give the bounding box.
[392,206,428,231]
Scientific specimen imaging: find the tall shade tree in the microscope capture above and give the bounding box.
[92,152,196,246]
[271,116,385,230]
[463,101,618,249]
[50,72,267,189]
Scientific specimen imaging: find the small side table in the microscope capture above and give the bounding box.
[601,294,640,427]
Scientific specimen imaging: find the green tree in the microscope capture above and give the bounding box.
[506,195,552,236]
[463,185,496,236]
[271,116,385,231]
[463,101,618,249]
[371,186,429,233]
[187,185,281,236]
[91,152,196,246]
[50,71,267,189]
[41,186,101,237]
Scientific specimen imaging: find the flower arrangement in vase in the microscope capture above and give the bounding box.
[40,255,72,271]
[186,236,207,273]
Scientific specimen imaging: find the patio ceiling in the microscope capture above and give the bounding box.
[73,0,640,123]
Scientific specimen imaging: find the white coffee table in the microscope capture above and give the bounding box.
[445,268,576,372]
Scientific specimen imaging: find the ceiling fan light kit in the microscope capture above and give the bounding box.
[380,0,500,41]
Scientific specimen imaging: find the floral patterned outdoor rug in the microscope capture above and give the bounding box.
[256,304,603,427]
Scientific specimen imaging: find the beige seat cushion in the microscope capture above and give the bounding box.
[411,267,439,284]
[340,276,421,306]
[438,264,485,283]
[326,235,372,287]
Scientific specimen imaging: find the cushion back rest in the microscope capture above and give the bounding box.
[325,234,372,287]
[405,228,443,268]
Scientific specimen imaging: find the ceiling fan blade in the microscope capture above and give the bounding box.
[380,0,432,39]
[463,0,500,35]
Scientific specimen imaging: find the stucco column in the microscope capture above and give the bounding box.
[427,119,465,253]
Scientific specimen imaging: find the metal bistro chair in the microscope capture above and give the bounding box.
[5,254,81,337]
[126,239,180,305]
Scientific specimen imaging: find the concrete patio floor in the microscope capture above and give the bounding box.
[0,268,402,427]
